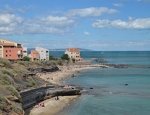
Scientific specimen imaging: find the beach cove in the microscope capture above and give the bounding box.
[29,64,101,115]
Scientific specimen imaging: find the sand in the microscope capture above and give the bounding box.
[30,96,78,115]
[37,65,97,85]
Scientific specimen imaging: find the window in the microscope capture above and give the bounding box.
[6,55,8,57]
[6,50,7,53]
[9,50,11,52]
[9,55,11,56]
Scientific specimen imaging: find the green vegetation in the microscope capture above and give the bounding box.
[0,58,53,114]
[22,56,30,61]
[49,55,56,60]
[61,54,70,61]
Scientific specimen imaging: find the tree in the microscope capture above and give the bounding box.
[22,56,30,61]
[61,54,69,61]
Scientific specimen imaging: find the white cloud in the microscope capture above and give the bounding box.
[0,13,23,34]
[24,16,74,34]
[0,6,117,35]
[40,16,74,27]
[84,31,90,36]
[113,3,122,7]
[92,18,150,29]
[0,13,75,35]
[67,7,117,17]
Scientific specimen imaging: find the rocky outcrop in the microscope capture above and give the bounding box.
[28,66,59,73]
[20,85,81,110]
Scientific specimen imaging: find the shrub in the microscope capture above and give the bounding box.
[1,68,14,77]
[49,55,55,60]
[0,96,7,111]
[0,58,12,68]
[22,56,30,61]
[6,85,20,99]
[0,73,14,85]
[61,54,69,61]
[26,78,36,87]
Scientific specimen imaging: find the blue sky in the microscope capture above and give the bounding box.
[0,0,150,51]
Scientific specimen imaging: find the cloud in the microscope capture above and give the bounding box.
[0,13,23,34]
[113,3,122,7]
[0,12,75,35]
[0,6,117,35]
[40,16,74,27]
[24,16,75,34]
[92,18,150,29]
[84,31,90,36]
[67,7,117,17]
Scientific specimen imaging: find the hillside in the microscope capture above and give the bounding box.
[0,58,61,115]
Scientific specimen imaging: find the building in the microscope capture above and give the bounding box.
[35,47,49,61]
[23,47,28,57]
[65,48,82,62]
[0,39,23,60]
[29,50,40,61]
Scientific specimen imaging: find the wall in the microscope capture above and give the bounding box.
[3,47,23,60]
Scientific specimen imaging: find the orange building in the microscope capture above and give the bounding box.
[65,48,82,62]
[0,39,23,60]
[29,50,40,61]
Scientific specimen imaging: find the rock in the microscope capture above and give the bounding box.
[124,83,128,86]
[28,66,59,73]
[6,95,19,102]
[71,74,75,77]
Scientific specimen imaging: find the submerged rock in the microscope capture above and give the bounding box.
[124,83,128,86]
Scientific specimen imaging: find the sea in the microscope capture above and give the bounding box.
[51,51,150,115]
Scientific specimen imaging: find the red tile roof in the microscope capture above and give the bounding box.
[67,48,80,53]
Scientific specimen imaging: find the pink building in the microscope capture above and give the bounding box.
[0,39,23,60]
[29,50,40,61]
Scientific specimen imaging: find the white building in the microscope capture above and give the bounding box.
[65,48,82,62]
[23,47,28,57]
[35,47,49,60]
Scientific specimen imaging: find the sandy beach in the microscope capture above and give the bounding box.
[29,65,97,115]
[38,65,97,85]
[30,96,78,115]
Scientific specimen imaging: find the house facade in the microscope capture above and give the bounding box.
[65,48,82,62]
[35,47,49,60]
[0,39,23,60]
[29,50,40,61]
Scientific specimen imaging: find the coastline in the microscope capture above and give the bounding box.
[30,65,96,115]
[37,64,98,85]
[29,64,98,115]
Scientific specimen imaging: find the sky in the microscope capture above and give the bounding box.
[0,0,150,51]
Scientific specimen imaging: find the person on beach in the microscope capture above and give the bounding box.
[55,96,59,100]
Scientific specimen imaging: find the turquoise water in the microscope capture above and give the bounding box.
[50,51,150,65]
[57,51,150,115]
[60,68,150,115]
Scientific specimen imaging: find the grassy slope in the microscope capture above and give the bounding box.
[0,58,63,115]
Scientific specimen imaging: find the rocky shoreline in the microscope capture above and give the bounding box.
[26,65,98,115]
